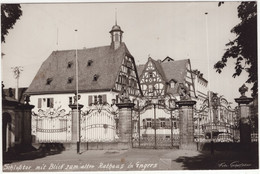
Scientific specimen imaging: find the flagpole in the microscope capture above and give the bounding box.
[75,29,80,154]
[205,12,214,154]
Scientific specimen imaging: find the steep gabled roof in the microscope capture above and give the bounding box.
[26,43,132,94]
[137,59,189,84]
[136,64,145,78]
[160,59,189,83]
[149,58,167,81]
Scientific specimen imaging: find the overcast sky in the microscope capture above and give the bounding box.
[1,1,253,106]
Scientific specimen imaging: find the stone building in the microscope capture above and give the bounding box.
[2,84,34,153]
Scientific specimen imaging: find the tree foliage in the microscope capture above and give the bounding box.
[1,4,22,43]
[214,2,257,97]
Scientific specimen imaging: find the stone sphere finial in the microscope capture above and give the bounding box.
[73,94,81,104]
[239,84,248,98]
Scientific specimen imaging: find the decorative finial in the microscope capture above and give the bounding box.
[25,95,30,105]
[115,8,117,25]
[239,84,248,98]
[2,81,6,99]
[73,94,81,104]
[178,83,191,101]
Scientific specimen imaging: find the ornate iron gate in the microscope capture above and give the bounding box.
[32,103,118,143]
[80,103,118,142]
[194,93,239,142]
[132,97,179,148]
[31,108,72,143]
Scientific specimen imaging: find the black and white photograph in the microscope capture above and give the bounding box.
[1,0,258,172]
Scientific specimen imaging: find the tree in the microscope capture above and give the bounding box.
[214,2,257,97]
[1,4,22,43]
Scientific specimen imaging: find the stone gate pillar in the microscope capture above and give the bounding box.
[116,101,135,146]
[176,100,197,150]
[235,84,253,144]
[69,103,84,144]
[21,103,35,150]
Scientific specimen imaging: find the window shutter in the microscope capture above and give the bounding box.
[102,95,107,104]
[166,119,170,128]
[88,96,93,106]
[116,95,119,103]
[50,98,54,108]
[69,97,72,105]
[38,98,42,108]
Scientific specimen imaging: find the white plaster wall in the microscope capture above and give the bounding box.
[30,91,120,113]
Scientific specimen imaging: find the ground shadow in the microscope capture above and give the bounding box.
[3,143,65,165]
[174,143,259,170]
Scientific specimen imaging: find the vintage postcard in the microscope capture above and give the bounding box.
[1,1,258,173]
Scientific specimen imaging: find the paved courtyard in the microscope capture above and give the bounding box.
[2,147,258,172]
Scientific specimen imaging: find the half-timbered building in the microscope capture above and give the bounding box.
[25,23,143,143]
[137,56,197,100]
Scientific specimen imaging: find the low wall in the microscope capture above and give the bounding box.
[55,142,131,150]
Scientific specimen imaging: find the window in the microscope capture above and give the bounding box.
[173,122,177,129]
[149,72,153,78]
[98,95,102,104]
[47,98,54,108]
[38,98,54,108]
[147,120,152,128]
[88,95,107,105]
[170,81,175,88]
[93,74,99,81]
[161,121,166,128]
[67,77,73,84]
[148,85,153,93]
[115,33,119,41]
[69,97,73,105]
[87,60,93,66]
[46,78,53,85]
[67,61,73,68]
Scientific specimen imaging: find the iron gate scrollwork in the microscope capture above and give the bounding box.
[132,95,179,148]
[194,94,239,143]
[80,103,118,142]
[31,108,72,143]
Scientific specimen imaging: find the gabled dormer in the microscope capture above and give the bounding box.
[139,57,166,98]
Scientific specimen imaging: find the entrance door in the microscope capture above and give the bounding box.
[3,113,12,152]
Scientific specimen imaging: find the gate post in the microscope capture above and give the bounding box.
[69,101,84,151]
[116,100,135,148]
[235,84,253,145]
[21,103,35,151]
[176,100,197,150]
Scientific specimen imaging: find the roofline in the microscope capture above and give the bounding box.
[187,59,197,98]
[25,88,113,95]
[131,55,144,97]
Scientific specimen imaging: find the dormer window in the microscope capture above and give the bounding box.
[149,72,153,78]
[67,77,73,84]
[88,60,93,66]
[93,74,99,81]
[67,61,73,68]
[46,78,53,85]
[170,80,176,88]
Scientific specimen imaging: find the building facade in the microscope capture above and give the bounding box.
[25,23,143,143]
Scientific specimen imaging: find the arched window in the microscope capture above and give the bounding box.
[115,33,119,41]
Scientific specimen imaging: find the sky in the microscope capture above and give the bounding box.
[1,1,254,107]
